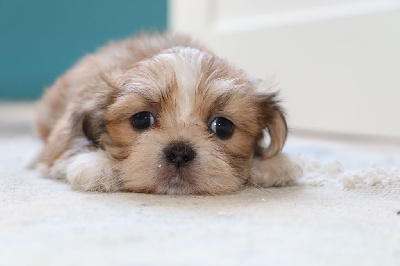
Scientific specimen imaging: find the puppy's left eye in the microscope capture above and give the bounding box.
[130,111,155,130]
[210,117,234,139]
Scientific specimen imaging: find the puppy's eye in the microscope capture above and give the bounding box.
[210,117,234,139]
[130,111,155,130]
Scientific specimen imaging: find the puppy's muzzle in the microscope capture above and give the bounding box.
[163,141,196,168]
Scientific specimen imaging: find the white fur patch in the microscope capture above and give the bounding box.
[65,150,120,192]
[250,153,303,187]
[159,48,205,121]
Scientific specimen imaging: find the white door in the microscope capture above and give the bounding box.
[169,0,400,138]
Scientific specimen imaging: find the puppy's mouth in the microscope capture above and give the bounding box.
[156,162,199,195]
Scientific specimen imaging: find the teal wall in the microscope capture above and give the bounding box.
[0,0,167,100]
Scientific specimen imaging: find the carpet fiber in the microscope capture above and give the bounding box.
[0,133,399,265]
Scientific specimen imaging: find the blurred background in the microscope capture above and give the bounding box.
[0,0,167,99]
[1,0,399,139]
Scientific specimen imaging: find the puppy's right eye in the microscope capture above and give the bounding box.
[210,117,234,139]
[130,111,155,130]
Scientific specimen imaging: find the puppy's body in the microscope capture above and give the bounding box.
[36,33,302,195]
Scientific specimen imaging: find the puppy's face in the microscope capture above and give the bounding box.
[84,47,286,195]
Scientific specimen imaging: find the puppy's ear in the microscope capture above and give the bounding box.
[254,92,287,160]
[82,112,106,148]
[79,72,119,148]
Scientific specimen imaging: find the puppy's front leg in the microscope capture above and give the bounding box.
[64,150,121,192]
[250,153,303,187]
[45,148,121,192]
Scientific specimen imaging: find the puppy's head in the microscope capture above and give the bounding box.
[83,47,287,195]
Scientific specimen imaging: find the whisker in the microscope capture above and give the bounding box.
[246,175,269,194]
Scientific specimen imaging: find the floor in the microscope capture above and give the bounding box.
[0,102,399,266]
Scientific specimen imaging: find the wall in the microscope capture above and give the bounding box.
[0,0,167,100]
[170,0,400,138]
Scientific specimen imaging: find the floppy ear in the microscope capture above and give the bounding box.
[254,92,287,160]
[80,72,120,148]
[82,111,106,148]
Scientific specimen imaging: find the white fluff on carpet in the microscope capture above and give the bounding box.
[296,154,399,189]
[0,135,399,266]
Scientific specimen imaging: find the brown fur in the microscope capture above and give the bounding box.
[36,33,289,195]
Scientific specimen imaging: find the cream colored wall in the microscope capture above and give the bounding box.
[169,0,400,138]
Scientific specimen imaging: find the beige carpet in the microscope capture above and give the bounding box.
[0,103,399,265]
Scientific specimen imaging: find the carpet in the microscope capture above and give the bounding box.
[0,132,399,265]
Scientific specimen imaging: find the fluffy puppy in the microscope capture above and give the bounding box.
[36,33,302,195]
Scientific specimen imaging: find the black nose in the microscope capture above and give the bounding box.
[163,141,196,168]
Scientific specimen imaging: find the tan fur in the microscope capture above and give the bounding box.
[36,33,302,195]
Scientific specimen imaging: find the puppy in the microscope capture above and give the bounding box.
[36,33,302,195]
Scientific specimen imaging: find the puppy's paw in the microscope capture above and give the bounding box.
[250,153,303,187]
[65,150,121,192]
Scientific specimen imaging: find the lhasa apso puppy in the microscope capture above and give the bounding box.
[35,33,302,195]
